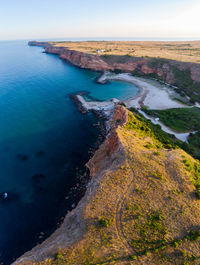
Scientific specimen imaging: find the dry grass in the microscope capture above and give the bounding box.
[34,110,200,265]
[50,41,200,64]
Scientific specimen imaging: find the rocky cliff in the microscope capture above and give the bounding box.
[14,104,200,265]
[102,55,200,83]
[28,41,200,82]
[29,41,200,102]
[13,105,128,264]
[28,41,113,71]
[86,105,128,177]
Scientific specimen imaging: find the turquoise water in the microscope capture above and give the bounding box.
[0,40,139,264]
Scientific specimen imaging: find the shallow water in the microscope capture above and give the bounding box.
[0,40,139,264]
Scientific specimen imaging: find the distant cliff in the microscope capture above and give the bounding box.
[29,41,200,102]
[28,41,113,71]
[104,55,200,102]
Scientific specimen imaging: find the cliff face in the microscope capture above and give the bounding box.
[28,41,113,71]
[28,41,200,102]
[13,105,127,265]
[112,59,175,83]
[86,105,128,177]
[58,49,113,71]
[103,56,200,85]
[14,105,200,265]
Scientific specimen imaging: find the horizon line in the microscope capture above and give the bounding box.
[1,37,200,42]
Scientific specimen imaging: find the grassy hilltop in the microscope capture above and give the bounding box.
[21,107,200,265]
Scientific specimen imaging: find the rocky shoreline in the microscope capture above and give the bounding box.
[13,104,127,265]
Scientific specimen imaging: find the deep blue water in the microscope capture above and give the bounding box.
[0,40,139,264]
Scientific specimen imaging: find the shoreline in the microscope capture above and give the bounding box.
[96,71,194,142]
[97,71,188,110]
[13,105,126,265]
[13,42,197,263]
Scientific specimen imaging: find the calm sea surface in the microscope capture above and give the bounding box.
[0,40,139,264]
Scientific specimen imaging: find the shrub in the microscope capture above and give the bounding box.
[129,255,138,260]
[187,230,200,241]
[98,218,112,228]
[145,143,154,149]
[190,254,197,261]
[54,252,63,260]
[195,188,200,199]
[149,173,165,181]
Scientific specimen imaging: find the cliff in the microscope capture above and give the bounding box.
[28,41,113,71]
[14,105,200,265]
[100,54,200,103]
[28,41,200,102]
[13,105,127,264]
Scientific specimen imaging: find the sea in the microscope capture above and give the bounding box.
[0,40,139,264]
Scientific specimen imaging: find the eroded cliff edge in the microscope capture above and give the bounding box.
[29,41,112,71]
[13,105,128,264]
[14,104,200,265]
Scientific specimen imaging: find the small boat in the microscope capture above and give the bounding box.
[3,192,8,199]
[0,192,8,200]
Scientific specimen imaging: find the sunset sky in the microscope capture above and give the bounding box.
[0,0,200,40]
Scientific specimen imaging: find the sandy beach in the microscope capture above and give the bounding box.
[78,71,193,142]
[98,72,187,110]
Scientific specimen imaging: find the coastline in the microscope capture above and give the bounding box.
[96,72,193,142]
[13,41,198,263]
[97,71,188,110]
[13,105,127,265]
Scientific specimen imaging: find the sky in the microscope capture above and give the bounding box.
[0,0,200,41]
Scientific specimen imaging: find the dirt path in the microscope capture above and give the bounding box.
[114,147,137,254]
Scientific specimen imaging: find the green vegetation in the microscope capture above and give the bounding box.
[141,107,200,159]
[127,108,182,150]
[129,255,138,260]
[142,107,200,132]
[148,172,165,182]
[187,230,200,241]
[98,218,112,228]
[147,59,200,102]
[181,158,200,199]
[194,162,200,199]
[171,66,200,103]
[153,151,161,156]
[187,131,200,159]
[131,211,167,254]
[28,107,200,265]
